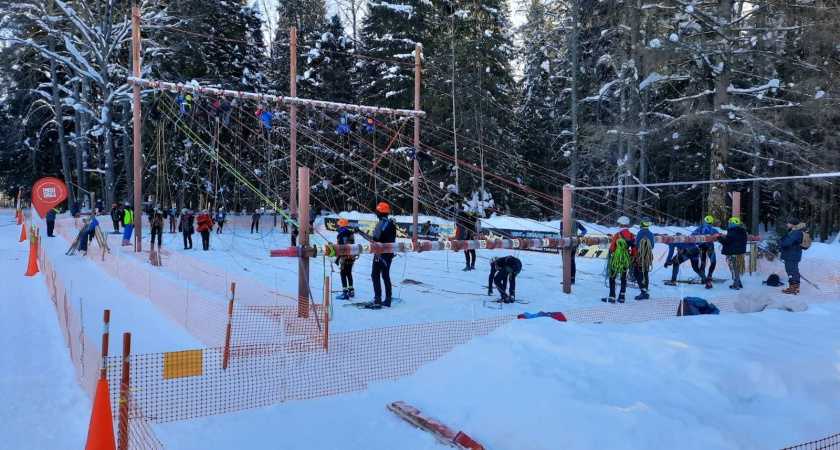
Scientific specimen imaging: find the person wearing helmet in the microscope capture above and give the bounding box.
[334,218,357,300]
[215,208,227,234]
[488,255,522,302]
[633,218,655,300]
[121,204,135,246]
[196,209,215,250]
[251,209,262,234]
[357,202,397,309]
[110,203,121,234]
[179,208,195,249]
[715,217,748,290]
[603,216,636,303]
[664,233,713,289]
[691,215,719,279]
[454,208,479,270]
[559,213,588,284]
[169,207,178,233]
[149,208,165,252]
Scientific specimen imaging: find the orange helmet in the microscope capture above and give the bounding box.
[376,202,389,213]
[337,218,349,227]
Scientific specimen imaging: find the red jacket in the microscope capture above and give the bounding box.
[197,214,215,233]
[609,228,637,257]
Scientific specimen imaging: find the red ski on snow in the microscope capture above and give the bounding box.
[387,401,484,449]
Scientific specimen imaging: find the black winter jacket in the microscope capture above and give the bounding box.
[717,226,748,255]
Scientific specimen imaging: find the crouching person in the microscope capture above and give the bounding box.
[488,256,522,303]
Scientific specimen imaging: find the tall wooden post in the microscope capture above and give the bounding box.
[412,45,420,241]
[298,167,310,318]
[562,185,572,294]
[732,191,741,220]
[100,310,110,380]
[131,7,142,252]
[290,27,298,215]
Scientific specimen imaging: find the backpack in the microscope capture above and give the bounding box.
[763,273,784,287]
[800,231,812,250]
[678,297,720,316]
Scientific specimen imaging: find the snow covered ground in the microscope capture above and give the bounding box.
[3,208,839,449]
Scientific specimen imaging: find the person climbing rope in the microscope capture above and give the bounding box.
[715,217,748,290]
[356,202,396,309]
[692,215,719,279]
[602,216,636,303]
[149,208,165,252]
[560,213,588,284]
[633,217,655,300]
[488,255,522,303]
[334,218,357,300]
[664,233,713,289]
[337,117,351,150]
[121,204,134,246]
[197,209,214,251]
[256,108,274,130]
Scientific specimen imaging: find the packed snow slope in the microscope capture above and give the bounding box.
[157,302,840,450]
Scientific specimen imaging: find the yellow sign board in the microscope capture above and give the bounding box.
[163,349,203,379]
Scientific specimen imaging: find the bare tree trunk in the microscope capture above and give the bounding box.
[707,0,733,226]
[568,0,580,185]
[73,80,86,199]
[49,36,75,203]
[122,99,132,203]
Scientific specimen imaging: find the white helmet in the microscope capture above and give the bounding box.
[617,216,630,226]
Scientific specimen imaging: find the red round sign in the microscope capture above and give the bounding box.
[32,177,69,219]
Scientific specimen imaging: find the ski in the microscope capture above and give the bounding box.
[386,401,484,450]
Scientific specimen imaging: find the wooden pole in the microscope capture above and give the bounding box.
[117,333,131,450]
[562,185,572,294]
[298,167,310,318]
[412,45,421,242]
[131,7,142,252]
[100,310,110,380]
[290,27,298,215]
[732,191,741,220]
[222,283,235,370]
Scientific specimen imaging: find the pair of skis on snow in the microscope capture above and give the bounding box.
[387,401,484,449]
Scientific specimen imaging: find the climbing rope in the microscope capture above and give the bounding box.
[608,239,632,279]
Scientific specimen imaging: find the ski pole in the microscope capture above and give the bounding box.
[800,274,820,290]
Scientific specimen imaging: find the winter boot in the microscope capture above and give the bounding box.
[634,291,650,301]
[728,284,741,290]
[705,281,714,289]
[617,294,626,303]
[781,281,800,295]
[335,290,350,300]
[382,297,392,308]
[663,280,677,286]
[349,287,355,298]
[470,263,476,270]
[601,297,616,303]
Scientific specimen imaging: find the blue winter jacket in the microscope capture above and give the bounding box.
[666,242,700,263]
[778,223,806,262]
[636,229,655,249]
[692,224,719,249]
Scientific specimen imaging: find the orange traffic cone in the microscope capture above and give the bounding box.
[24,237,39,276]
[19,223,27,242]
[17,210,22,225]
[85,378,116,450]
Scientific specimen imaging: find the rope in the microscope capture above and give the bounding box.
[609,239,631,279]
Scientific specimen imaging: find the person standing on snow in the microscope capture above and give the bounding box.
[251,209,261,234]
[715,217,748,290]
[334,218,357,300]
[603,216,636,303]
[455,209,479,271]
[169,207,178,233]
[110,203,121,234]
[122,204,135,246]
[215,208,227,234]
[197,209,214,250]
[664,233,713,289]
[632,217,655,300]
[46,206,59,237]
[692,215,719,280]
[778,217,807,295]
[179,209,195,250]
[149,208,165,252]
[356,202,396,309]
[488,255,522,303]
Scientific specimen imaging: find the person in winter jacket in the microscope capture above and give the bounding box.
[169,208,178,233]
[334,218,357,300]
[179,209,195,250]
[692,215,719,279]
[356,202,397,309]
[110,203,121,233]
[664,235,713,289]
[196,210,215,250]
[559,216,588,284]
[251,210,261,234]
[488,255,522,303]
[778,218,806,294]
[337,117,351,149]
[632,218,655,300]
[290,211,299,246]
[715,217,749,290]
[455,209,479,271]
[603,216,636,303]
[215,208,227,234]
[149,208,165,252]
[46,206,59,237]
[122,204,135,246]
[78,216,99,255]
